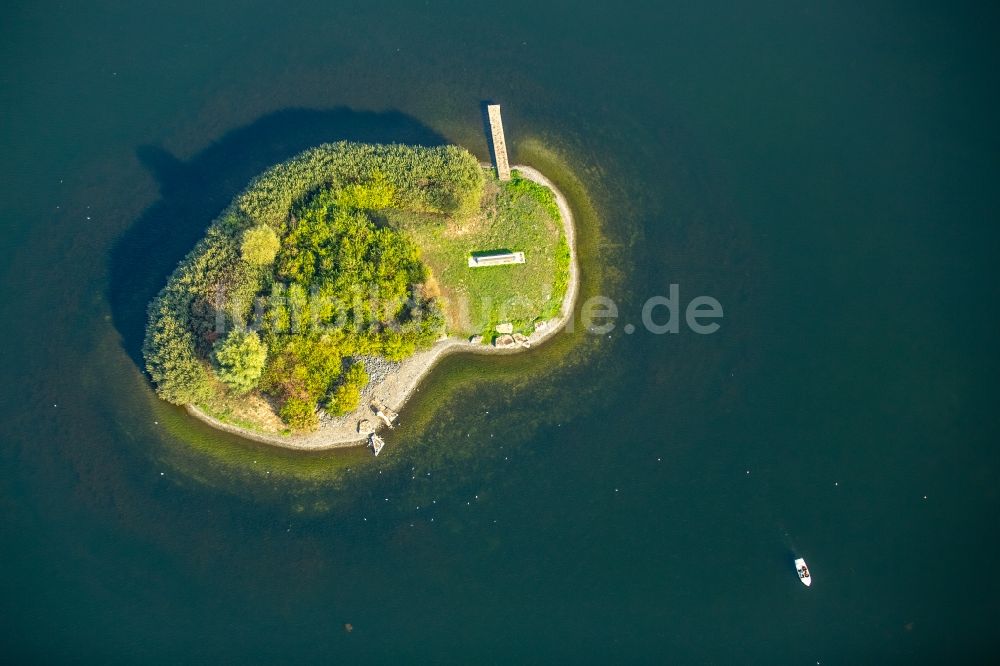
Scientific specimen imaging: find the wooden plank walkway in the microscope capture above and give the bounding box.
[487,104,511,181]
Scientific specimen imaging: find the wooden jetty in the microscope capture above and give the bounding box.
[487,104,511,181]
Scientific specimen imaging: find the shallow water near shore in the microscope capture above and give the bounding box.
[2,1,998,662]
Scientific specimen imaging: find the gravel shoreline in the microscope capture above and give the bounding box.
[187,164,580,450]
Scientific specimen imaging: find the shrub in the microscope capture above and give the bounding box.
[279,396,318,430]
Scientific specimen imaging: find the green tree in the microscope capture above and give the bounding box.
[213,330,267,394]
[241,224,280,265]
[327,362,368,416]
[143,295,214,405]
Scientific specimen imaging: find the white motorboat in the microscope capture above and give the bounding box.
[794,557,812,587]
[369,433,385,456]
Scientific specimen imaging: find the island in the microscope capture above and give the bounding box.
[144,121,578,451]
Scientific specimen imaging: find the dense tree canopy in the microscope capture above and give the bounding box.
[143,142,481,431]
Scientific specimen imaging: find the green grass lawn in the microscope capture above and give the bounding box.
[383,169,569,339]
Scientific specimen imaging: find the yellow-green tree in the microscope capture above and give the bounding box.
[213,330,267,394]
[240,225,280,265]
[327,362,369,416]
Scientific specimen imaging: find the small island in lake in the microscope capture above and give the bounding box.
[144,112,578,450]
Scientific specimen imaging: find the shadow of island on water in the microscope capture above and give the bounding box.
[109,107,449,371]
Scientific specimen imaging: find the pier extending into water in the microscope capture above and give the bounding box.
[487,104,511,180]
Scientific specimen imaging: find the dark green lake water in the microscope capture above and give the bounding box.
[2,1,997,662]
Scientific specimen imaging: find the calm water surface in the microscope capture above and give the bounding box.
[1,1,997,662]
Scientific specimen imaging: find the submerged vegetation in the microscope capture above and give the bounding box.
[144,141,568,433]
